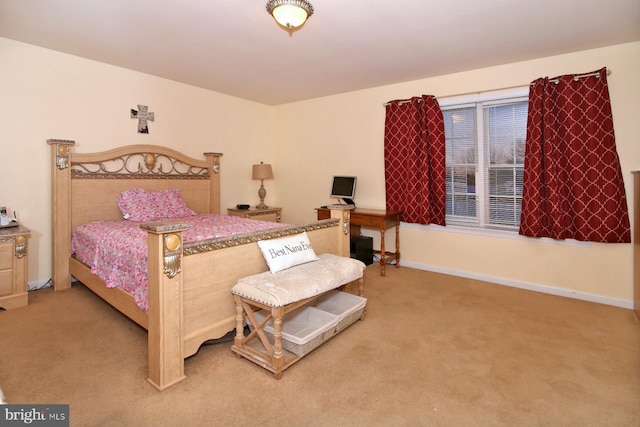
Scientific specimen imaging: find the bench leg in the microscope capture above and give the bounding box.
[233,295,244,357]
[272,306,285,379]
[231,297,297,379]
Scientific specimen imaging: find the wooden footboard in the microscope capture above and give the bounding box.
[180,217,350,357]
[47,140,351,390]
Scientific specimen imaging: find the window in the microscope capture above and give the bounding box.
[441,91,528,231]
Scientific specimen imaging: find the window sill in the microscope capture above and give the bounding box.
[401,222,592,248]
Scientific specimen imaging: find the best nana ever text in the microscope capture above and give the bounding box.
[267,241,313,259]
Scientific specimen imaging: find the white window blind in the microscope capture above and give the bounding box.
[484,100,527,228]
[442,93,528,230]
[444,105,478,225]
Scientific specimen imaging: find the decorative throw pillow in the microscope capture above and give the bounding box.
[257,232,319,273]
[117,188,156,222]
[117,188,196,222]
[149,188,196,219]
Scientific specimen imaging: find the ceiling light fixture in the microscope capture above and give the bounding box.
[266,0,314,35]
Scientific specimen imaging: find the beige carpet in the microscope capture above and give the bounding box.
[1,264,639,426]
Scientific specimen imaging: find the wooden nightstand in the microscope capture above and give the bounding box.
[228,207,282,222]
[0,225,30,309]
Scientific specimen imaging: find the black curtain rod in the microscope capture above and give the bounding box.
[383,68,612,107]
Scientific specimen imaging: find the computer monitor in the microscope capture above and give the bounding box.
[330,176,357,206]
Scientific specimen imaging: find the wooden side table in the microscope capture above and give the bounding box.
[0,225,30,309]
[316,208,401,276]
[228,207,282,223]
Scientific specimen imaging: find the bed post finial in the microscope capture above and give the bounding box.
[203,152,223,174]
[47,139,75,170]
[163,234,182,278]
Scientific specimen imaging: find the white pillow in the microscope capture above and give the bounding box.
[257,232,319,273]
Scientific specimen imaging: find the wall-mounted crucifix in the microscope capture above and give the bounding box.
[130,104,154,134]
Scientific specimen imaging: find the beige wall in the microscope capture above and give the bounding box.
[2,36,638,308]
[274,41,640,307]
[0,37,274,287]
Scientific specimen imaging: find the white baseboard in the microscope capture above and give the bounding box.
[401,260,634,310]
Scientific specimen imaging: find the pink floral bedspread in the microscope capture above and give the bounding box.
[71,214,288,312]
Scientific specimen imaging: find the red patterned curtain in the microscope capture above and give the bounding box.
[384,95,446,225]
[519,67,630,243]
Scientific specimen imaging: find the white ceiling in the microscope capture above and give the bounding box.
[1,0,639,106]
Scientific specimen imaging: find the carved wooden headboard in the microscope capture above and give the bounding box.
[48,140,222,230]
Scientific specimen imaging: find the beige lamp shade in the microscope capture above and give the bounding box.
[252,163,273,180]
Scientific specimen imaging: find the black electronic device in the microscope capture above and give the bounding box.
[236,204,250,210]
[351,236,373,265]
[330,176,357,206]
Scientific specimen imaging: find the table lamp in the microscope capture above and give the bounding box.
[252,162,273,209]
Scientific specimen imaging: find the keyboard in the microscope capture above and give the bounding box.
[325,204,355,209]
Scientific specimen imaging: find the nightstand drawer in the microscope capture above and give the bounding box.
[250,213,278,222]
[0,225,30,309]
[0,270,12,296]
[0,242,13,270]
[228,207,282,223]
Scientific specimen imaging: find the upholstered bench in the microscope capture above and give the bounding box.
[231,253,366,379]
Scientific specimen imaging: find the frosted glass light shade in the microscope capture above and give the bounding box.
[273,5,307,28]
[266,0,314,32]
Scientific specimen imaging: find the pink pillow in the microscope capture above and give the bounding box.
[117,188,154,222]
[117,188,196,222]
[149,189,196,220]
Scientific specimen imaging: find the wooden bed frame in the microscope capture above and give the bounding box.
[47,140,351,390]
